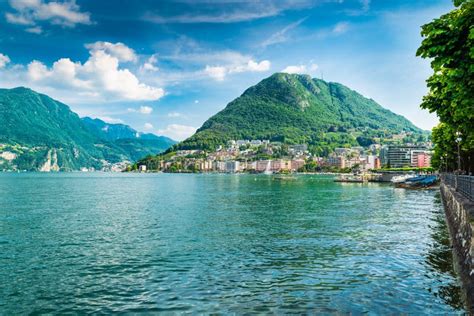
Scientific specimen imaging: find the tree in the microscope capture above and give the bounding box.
[416,0,473,173]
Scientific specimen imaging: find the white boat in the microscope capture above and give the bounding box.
[391,174,415,183]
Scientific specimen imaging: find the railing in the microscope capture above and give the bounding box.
[441,173,474,201]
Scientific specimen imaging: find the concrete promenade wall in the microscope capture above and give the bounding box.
[440,182,474,313]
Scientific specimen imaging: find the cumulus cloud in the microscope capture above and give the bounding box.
[204,65,227,81]
[141,54,159,72]
[0,54,11,68]
[162,50,270,81]
[139,105,153,114]
[204,59,271,81]
[144,122,154,130]
[25,42,164,101]
[127,105,154,114]
[85,41,137,63]
[5,0,92,31]
[167,112,182,118]
[282,63,318,74]
[157,124,196,141]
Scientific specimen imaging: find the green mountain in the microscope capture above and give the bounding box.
[173,73,424,154]
[81,117,176,161]
[0,87,175,171]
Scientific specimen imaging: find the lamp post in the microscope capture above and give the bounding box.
[444,153,448,173]
[455,131,462,174]
[455,131,462,190]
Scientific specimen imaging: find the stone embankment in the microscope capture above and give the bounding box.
[440,181,474,313]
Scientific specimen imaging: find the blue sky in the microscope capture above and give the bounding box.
[0,0,453,140]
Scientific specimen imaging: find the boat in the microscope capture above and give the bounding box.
[334,174,365,183]
[394,175,439,189]
[391,174,415,183]
[273,174,297,181]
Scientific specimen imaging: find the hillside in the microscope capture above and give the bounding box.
[174,73,424,154]
[0,87,175,171]
[82,117,176,161]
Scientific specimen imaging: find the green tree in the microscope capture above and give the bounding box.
[417,0,473,172]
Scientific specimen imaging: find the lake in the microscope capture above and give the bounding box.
[0,173,466,313]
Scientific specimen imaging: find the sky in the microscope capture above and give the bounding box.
[0,0,454,140]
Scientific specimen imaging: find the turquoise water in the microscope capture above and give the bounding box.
[0,173,465,314]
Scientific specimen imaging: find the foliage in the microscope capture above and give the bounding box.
[0,87,175,170]
[416,0,473,172]
[374,167,435,172]
[173,73,423,152]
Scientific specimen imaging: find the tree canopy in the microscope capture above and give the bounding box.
[416,0,473,172]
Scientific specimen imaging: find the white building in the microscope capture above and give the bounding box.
[225,161,240,173]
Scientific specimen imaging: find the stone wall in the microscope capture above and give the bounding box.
[440,182,474,313]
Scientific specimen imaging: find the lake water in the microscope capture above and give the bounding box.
[0,173,466,314]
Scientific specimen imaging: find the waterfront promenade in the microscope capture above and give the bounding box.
[440,174,474,312]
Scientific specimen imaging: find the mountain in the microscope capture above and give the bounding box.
[82,117,168,141]
[173,73,425,154]
[0,87,175,171]
[81,117,176,161]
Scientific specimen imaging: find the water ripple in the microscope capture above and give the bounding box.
[0,173,466,314]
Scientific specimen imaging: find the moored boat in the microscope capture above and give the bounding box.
[394,175,439,189]
[334,174,366,183]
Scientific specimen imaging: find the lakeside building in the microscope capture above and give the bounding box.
[256,160,271,172]
[147,138,431,173]
[291,159,305,171]
[366,155,381,170]
[382,145,432,168]
[414,152,432,168]
[327,156,345,168]
[225,161,240,173]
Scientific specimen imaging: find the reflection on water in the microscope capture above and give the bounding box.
[0,173,467,314]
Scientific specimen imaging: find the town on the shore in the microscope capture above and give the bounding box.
[133,132,433,174]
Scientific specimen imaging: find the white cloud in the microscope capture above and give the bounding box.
[5,12,34,25]
[167,112,182,118]
[194,100,199,104]
[25,43,164,101]
[237,60,271,72]
[157,124,196,141]
[204,65,227,81]
[127,105,154,114]
[143,1,317,24]
[282,63,318,75]
[204,58,271,81]
[5,0,92,31]
[261,17,307,48]
[0,54,11,68]
[144,122,154,130]
[144,11,279,24]
[85,41,137,63]
[25,26,42,33]
[141,54,159,72]
[97,116,124,124]
[139,105,153,114]
[332,22,349,34]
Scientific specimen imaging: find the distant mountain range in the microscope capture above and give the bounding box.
[0,87,176,171]
[172,73,425,154]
